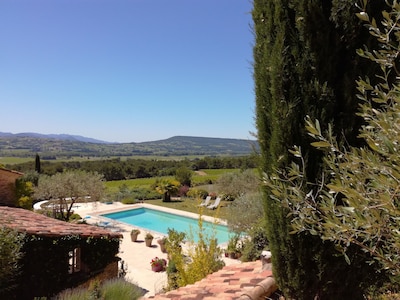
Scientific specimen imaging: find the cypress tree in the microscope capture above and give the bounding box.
[35,153,41,174]
[253,1,387,298]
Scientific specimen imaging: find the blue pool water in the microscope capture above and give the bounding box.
[102,207,231,244]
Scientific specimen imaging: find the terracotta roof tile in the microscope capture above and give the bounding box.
[0,206,122,239]
[148,261,275,300]
[0,167,24,176]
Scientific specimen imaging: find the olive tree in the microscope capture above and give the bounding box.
[175,166,193,187]
[34,170,105,221]
[216,169,259,200]
[227,192,264,234]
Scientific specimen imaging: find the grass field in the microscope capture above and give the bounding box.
[141,198,230,220]
[104,169,239,193]
[0,157,34,165]
[103,168,239,220]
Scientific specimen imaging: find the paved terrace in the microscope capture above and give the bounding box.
[34,201,276,298]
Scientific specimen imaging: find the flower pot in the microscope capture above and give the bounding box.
[151,264,164,272]
[157,238,167,253]
[145,238,153,247]
[131,232,140,242]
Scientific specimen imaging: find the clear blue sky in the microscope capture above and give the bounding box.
[1,0,255,143]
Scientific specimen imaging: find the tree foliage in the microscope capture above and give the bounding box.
[15,171,37,209]
[252,0,387,298]
[35,153,41,173]
[0,227,25,298]
[216,169,259,200]
[153,178,180,202]
[174,166,193,187]
[9,155,258,181]
[165,214,225,290]
[227,192,264,234]
[264,0,400,290]
[33,170,105,221]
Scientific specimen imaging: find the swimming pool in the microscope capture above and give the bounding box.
[101,207,231,244]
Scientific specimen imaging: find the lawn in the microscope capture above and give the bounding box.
[0,157,33,165]
[142,198,231,220]
[104,169,239,193]
[103,168,239,220]
[105,177,163,192]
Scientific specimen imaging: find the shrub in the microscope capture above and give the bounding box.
[178,185,190,197]
[0,227,25,298]
[113,187,160,203]
[240,220,269,262]
[55,287,92,300]
[69,213,82,222]
[165,213,225,290]
[165,229,186,291]
[186,188,208,199]
[121,197,138,205]
[100,278,144,300]
[55,278,144,300]
[227,192,264,234]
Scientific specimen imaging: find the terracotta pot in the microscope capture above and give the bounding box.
[131,232,139,242]
[157,239,167,253]
[145,238,153,247]
[151,264,164,272]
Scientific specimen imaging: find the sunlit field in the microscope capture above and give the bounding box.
[104,169,239,193]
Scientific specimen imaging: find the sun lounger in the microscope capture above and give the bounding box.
[207,197,221,210]
[199,196,212,207]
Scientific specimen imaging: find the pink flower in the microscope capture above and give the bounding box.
[150,257,167,268]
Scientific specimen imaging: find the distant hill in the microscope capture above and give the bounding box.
[0,132,258,158]
[0,132,110,144]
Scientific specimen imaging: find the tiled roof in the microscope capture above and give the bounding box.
[0,206,122,239]
[149,261,276,300]
[0,167,24,176]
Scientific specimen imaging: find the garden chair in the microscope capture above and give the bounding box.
[199,196,212,207]
[207,197,221,210]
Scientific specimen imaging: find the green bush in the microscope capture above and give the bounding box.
[69,213,82,221]
[121,197,139,205]
[165,214,225,290]
[227,192,264,234]
[186,188,208,199]
[240,221,269,262]
[0,227,25,298]
[55,287,91,300]
[54,278,144,300]
[130,187,160,200]
[100,278,144,300]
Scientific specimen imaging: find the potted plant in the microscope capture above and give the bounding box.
[226,234,240,259]
[157,236,168,253]
[150,257,167,272]
[130,229,140,242]
[145,232,154,247]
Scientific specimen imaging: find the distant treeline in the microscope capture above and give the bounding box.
[8,155,259,181]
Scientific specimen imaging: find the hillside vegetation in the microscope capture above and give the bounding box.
[0,134,258,158]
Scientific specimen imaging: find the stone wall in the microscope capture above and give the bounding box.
[76,259,120,289]
[0,168,23,206]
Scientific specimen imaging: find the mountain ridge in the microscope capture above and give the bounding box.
[0,132,111,144]
[0,132,258,157]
